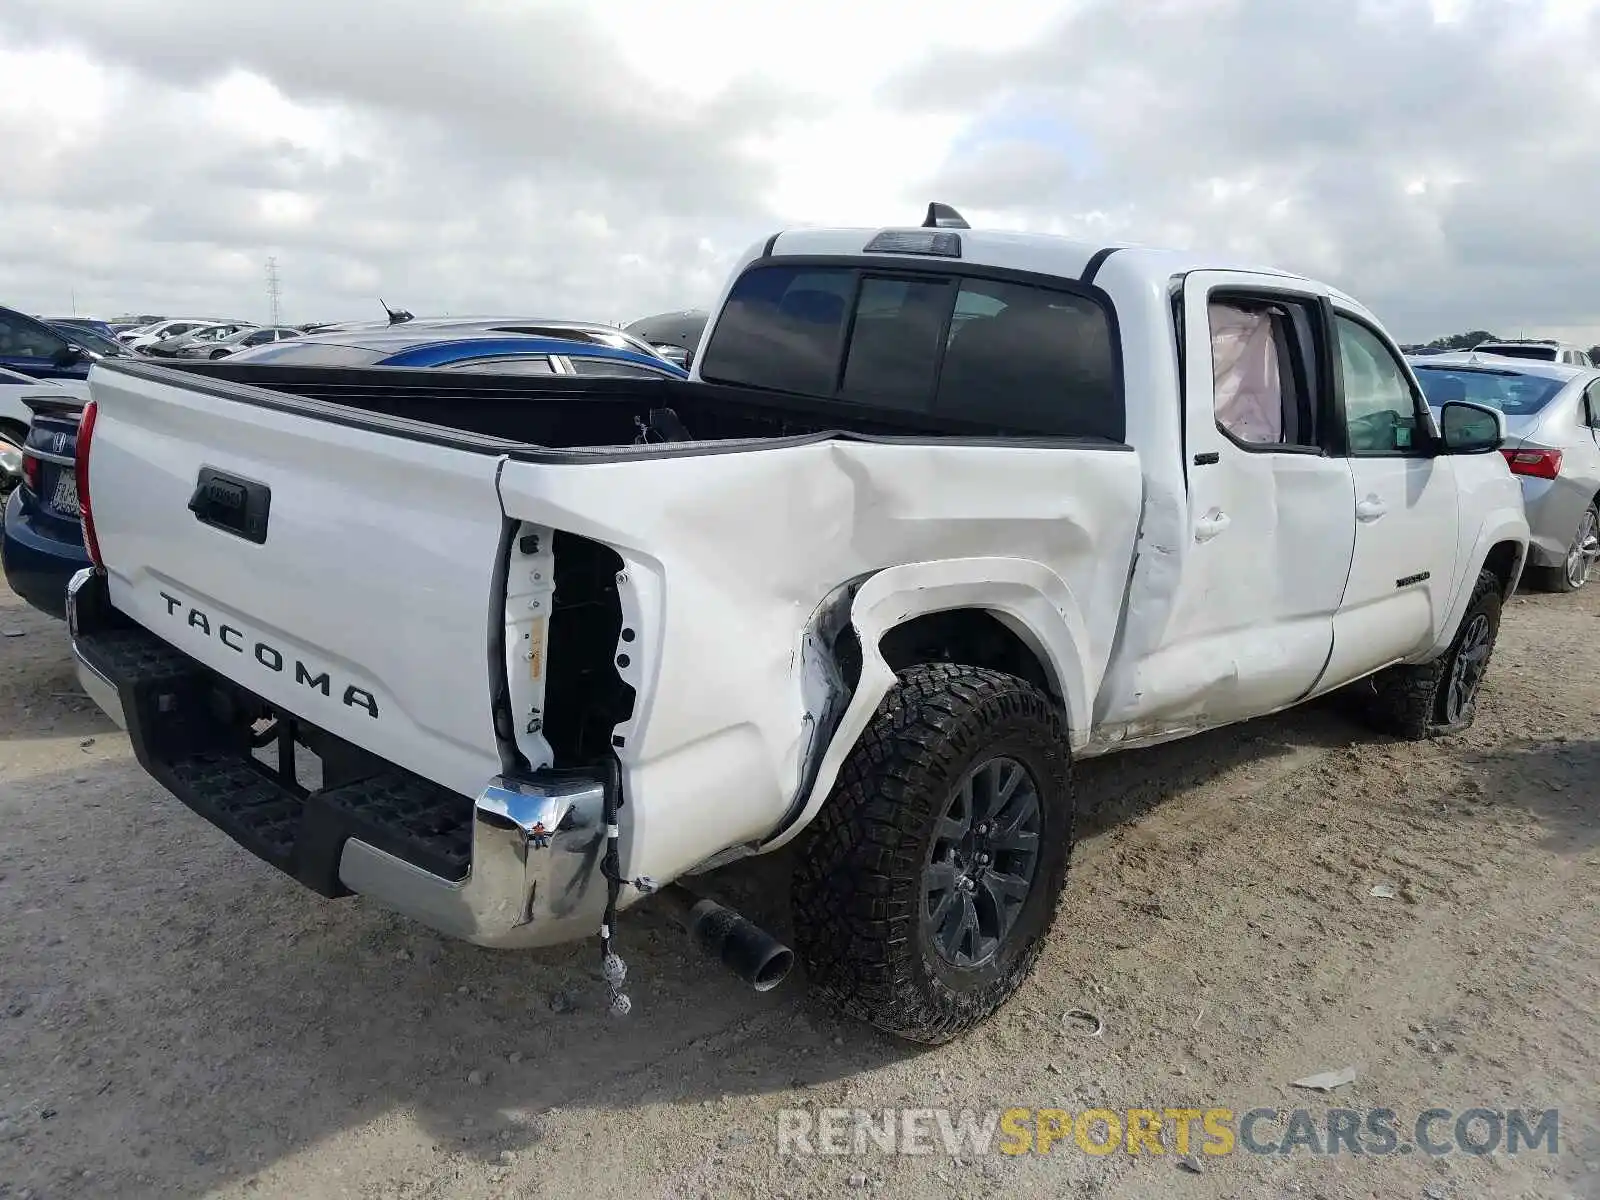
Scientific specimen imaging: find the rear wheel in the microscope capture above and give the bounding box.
[1536,502,1599,593]
[790,663,1074,1044]
[209,349,230,360]
[0,419,25,444]
[1356,569,1502,740]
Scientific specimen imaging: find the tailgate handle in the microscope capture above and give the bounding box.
[188,468,272,545]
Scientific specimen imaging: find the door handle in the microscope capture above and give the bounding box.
[1356,496,1388,523]
[1195,509,1231,542]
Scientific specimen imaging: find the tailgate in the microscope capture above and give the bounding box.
[87,364,510,798]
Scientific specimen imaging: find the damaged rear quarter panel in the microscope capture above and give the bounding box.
[496,437,1143,885]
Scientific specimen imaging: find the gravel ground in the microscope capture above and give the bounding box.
[1,575,1597,1200]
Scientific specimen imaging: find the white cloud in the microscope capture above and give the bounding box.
[0,0,1596,344]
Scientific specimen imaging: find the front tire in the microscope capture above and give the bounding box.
[1535,502,1599,593]
[790,663,1074,1044]
[1357,569,1503,740]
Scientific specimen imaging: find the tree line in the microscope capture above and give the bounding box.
[1417,330,1600,359]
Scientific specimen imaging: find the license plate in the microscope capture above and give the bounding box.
[51,471,80,517]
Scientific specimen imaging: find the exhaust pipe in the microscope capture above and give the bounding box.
[660,885,794,992]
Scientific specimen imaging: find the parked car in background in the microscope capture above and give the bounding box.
[625,309,709,369]
[0,390,89,618]
[2,327,686,621]
[44,317,119,342]
[230,328,690,378]
[121,319,222,351]
[45,322,133,360]
[295,316,675,362]
[175,326,302,359]
[0,305,102,382]
[1472,340,1593,367]
[0,367,87,442]
[1411,352,1600,591]
[144,322,261,357]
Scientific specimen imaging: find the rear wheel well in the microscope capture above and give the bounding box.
[876,609,1056,701]
[0,418,26,444]
[1482,540,1523,599]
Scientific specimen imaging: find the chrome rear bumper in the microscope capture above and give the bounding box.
[339,773,610,949]
[67,566,611,951]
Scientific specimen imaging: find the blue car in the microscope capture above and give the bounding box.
[1,392,90,618]
[1,329,687,618]
[230,329,691,379]
[0,304,99,382]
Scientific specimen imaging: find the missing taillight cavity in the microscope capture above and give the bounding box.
[76,399,103,568]
[543,531,637,766]
[1500,448,1563,480]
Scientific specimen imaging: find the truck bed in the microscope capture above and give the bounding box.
[78,354,1144,910]
[126,358,1097,455]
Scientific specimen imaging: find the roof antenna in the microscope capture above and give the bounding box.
[379,298,414,326]
[922,202,970,230]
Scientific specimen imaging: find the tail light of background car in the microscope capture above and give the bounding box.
[76,398,103,569]
[1500,448,1563,480]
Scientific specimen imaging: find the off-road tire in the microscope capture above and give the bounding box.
[1533,502,1600,594]
[790,663,1074,1044]
[1358,569,1502,740]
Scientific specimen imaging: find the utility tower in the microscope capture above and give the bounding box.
[266,257,282,325]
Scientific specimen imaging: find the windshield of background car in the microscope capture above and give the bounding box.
[698,262,1123,440]
[1413,366,1568,416]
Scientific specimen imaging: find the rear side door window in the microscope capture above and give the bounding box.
[1206,297,1322,450]
[0,312,67,361]
[566,358,672,379]
[444,355,557,376]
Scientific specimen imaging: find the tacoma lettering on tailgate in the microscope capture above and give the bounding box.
[159,591,380,718]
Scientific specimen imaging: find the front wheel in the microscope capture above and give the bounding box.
[1536,502,1599,593]
[1357,569,1503,740]
[790,663,1074,1044]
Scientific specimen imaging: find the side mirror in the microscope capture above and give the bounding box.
[54,343,85,366]
[1439,400,1505,454]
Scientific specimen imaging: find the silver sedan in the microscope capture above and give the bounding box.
[1411,353,1600,591]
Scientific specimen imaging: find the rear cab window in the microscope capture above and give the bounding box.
[698,261,1122,441]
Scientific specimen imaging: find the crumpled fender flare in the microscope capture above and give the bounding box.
[1416,509,1528,663]
[760,556,1092,852]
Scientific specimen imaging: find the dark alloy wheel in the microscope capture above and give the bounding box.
[1358,568,1503,740]
[923,756,1042,969]
[791,662,1074,1044]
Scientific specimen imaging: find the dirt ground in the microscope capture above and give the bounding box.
[1,574,1597,1200]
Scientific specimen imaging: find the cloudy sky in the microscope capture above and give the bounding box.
[1,0,1596,343]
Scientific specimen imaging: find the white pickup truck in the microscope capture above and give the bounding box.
[66,211,1528,1043]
